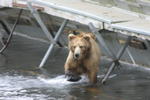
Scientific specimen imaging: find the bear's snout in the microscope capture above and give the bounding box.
[74,46,81,59]
[75,53,79,58]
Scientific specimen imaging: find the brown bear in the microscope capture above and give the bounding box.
[64,32,101,84]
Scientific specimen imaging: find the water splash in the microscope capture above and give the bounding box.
[38,74,117,88]
[38,75,89,87]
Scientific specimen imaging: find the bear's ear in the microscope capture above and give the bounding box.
[68,34,76,41]
[89,33,96,40]
[83,35,90,41]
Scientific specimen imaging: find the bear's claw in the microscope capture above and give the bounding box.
[65,72,81,82]
[67,75,81,82]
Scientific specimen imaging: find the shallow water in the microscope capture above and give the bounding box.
[0,35,150,100]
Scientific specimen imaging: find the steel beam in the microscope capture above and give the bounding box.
[0,20,10,35]
[102,36,132,84]
[88,22,132,84]
[27,2,55,44]
[28,0,112,24]
[88,23,117,59]
[0,20,10,46]
[0,9,23,53]
[127,48,136,65]
[39,19,68,68]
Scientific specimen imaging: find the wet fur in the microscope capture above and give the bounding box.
[64,32,101,84]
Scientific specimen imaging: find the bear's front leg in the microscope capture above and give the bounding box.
[64,64,81,82]
[87,71,97,84]
[65,71,81,82]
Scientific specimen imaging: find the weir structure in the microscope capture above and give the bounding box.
[0,0,150,83]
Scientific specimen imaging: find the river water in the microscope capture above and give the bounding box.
[0,35,150,100]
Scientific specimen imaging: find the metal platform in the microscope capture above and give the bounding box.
[0,0,150,39]
[27,0,150,39]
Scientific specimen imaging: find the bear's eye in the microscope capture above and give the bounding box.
[80,46,84,48]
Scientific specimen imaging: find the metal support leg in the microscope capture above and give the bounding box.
[88,22,132,84]
[27,2,55,43]
[0,9,23,53]
[39,19,68,68]
[0,20,10,46]
[88,23,116,59]
[0,20,10,35]
[127,48,136,65]
[101,36,132,84]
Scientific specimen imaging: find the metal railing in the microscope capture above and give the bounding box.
[28,0,112,24]
[27,0,150,38]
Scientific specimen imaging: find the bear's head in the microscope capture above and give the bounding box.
[68,34,91,60]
